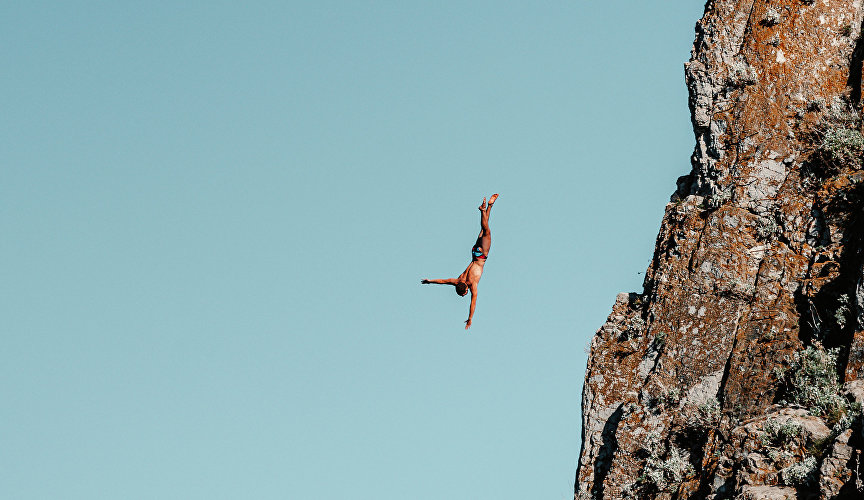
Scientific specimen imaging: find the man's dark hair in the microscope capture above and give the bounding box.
[455,282,468,296]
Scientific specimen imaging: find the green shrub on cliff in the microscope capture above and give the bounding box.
[776,345,859,425]
[780,456,818,486]
[759,418,802,447]
[638,432,694,492]
[683,397,720,431]
[818,128,864,168]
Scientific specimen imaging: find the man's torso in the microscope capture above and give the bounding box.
[461,261,485,285]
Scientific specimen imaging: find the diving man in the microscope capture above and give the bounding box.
[422,194,498,329]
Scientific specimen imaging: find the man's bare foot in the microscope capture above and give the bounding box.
[488,193,499,206]
[478,197,486,211]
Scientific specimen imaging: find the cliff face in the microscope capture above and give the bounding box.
[576,1,864,498]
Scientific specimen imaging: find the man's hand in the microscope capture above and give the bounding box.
[421,279,430,284]
[465,285,477,329]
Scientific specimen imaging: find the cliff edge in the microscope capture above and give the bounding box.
[576,1,864,498]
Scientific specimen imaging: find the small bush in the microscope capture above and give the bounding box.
[780,456,817,486]
[834,294,851,330]
[640,432,694,491]
[756,216,780,241]
[760,418,803,447]
[684,397,721,431]
[818,128,864,169]
[830,401,862,432]
[777,345,847,418]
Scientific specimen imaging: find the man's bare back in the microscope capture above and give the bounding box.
[421,194,498,329]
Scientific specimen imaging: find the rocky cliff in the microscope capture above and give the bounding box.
[576,1,864,498]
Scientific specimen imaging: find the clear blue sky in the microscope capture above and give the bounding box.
[2,1,704,498]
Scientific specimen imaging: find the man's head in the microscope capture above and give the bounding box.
[455,282,468,296]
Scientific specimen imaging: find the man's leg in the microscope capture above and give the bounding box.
[476,195,496,255]
[478,198,489,235]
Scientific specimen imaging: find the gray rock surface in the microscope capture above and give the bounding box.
[735,485,796,500]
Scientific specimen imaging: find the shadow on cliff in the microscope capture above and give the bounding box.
[590,405,624,500]
[791,174,864,379]
[847,20,864,107]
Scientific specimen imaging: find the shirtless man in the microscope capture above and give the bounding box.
[422,194,498,329]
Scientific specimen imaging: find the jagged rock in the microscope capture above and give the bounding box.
[818,429,853,499]
[576,0,864,498]
[702,410,831,490]
[842,380,864,405]
[736,485,796,500]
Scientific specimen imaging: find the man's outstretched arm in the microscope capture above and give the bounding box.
[465,285,478,329]
[421,278,457,285]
